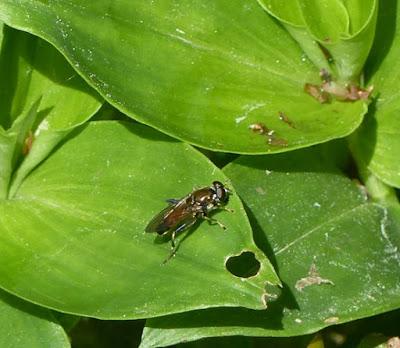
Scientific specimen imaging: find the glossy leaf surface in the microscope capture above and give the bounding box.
[352,0,400,188]
[0,121,279,319]
[258,0,377,81]
[142,146,400,347]
[0,23,102,198]
[0,0,367,153]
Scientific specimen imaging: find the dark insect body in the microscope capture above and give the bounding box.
[145,181,231,262]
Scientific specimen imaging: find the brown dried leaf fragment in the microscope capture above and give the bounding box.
[249,123,288,148]
[278,111,296,129]
[22,131,34,156]
[304,83,331,104]
[305,69,373,103]
[322,81,373,101]
[295,262,334,292]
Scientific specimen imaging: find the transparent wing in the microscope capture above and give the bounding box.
[145,197,194,235]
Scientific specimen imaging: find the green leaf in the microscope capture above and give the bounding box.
[256,0,332,76]
[302,0,378,82]
[0,0,367,153]
[0,24,102,130]
[0,290,70,348]
[0,24,102,196]
[142,146,400,347]
[256,1,304,26]
[352,0,400,188]
[0,121,279,318]
[258,0,378,82]
[0,99,40,198]
[300,0,350,42]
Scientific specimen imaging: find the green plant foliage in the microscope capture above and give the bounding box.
[0,1,399,347]
[0,290,70,348]
[0,23,102,199]
[142,146,400,347]
[0,24,102,130]
[0,98,40,198]
[0,0,367,153]
[0,121,279,318]
[351,0,400,188]
[258,0,377,82]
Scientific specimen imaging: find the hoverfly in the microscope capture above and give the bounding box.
[145,181,232,262]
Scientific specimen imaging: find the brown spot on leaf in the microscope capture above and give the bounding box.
[305,69,373,103]
[249,122,288,148]
[278,112,296,129]
[22,131,34,156]
[304,83,331,103]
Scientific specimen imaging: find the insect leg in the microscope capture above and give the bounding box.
[170,229,177,249]
[165,198,180,205]
[163,248,177,264]
[203,216,227,230]
[221,207,235,213]
[163,232,178,264]
[163,222,193,264]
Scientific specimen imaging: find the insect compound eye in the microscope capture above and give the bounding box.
[212,181,229,204]
[212,181,223,188]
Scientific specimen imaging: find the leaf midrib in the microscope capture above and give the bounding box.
[275,201,369,255]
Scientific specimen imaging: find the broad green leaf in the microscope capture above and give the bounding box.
[0,0,367,153]
[0,289,70,348]
[352,0,400,188]
[0,24,102,198]
[256,1,332,74]
[258,0,378,82]
[0,24,101,130]
[0,121,279,318]
[142,146,400,347]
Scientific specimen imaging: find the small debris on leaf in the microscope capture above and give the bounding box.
[304,83,331,103]
[22,131,34,156]
[324,316,340,324]
[249,122,288,147]
[255,187,266,195]
[305,69,373,103]
[278,111,296,128]
[295,261,334,292]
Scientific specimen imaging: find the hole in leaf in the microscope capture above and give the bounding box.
[225,251,260,278]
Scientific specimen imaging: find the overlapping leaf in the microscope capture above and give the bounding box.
[352,0,400,188]
[0,0,367,153]
[0,290,70,348]
[258,0,377,82]
[0,23,102,198]
[142,146,400,347]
